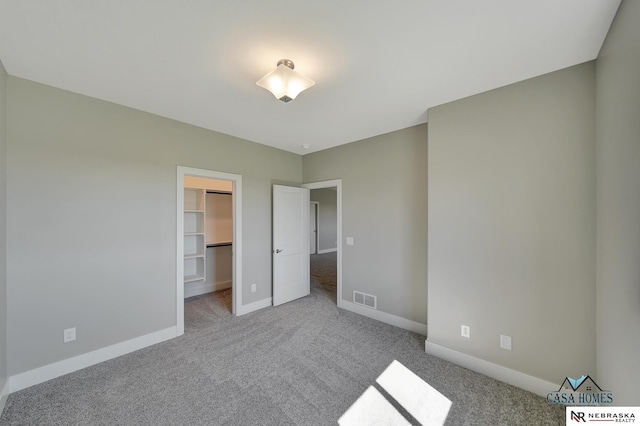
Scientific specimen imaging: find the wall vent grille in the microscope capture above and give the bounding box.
[353,291,377,309]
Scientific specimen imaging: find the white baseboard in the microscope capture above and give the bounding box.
[0,379,8,417]
[424,341,559,398]
[237,297,272,316]
[9,326,177,394]
[184,280,232,298]
[318,248,337,254]
[340,299,427,335]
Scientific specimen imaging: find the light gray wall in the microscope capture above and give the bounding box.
[6,77,301,376]
[595,0,640,406]
[0,59,8,394]
[310,189,337,251]
[427,63,596,384]
[303,125,428,324]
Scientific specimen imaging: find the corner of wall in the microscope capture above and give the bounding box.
[595,0,640,406]
[0,57,9,415]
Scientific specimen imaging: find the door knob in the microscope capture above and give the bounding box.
[275,249,284,253]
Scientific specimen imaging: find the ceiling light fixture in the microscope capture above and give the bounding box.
[256,59,315,103]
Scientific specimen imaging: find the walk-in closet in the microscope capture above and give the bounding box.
[183,176,233,305]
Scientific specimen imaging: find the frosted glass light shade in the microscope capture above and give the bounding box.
[256,62,315,102]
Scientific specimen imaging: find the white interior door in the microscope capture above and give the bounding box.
[310,202,318,254]
[273,185,310,306]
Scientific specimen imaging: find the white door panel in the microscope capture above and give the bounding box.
[273,185,310,306]
[276,255,307,302]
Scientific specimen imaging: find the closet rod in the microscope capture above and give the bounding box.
[206,191,232,195]
[207,242,233,248]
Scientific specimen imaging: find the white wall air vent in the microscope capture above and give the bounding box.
[364,294,376,309]
[353,291,377,309]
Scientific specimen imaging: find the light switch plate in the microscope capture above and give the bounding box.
[346,237,354,246]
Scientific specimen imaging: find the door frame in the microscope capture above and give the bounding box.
[302,179,343,308]
[310,201,319,254]
[176,166,243,336]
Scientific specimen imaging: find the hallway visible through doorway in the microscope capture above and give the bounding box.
[303,179,342,308]
[310,252,337,304]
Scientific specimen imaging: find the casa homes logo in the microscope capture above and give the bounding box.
[566,406,639,423]
[547,375,613,405]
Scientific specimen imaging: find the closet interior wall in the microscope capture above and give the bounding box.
[205,191,233,293]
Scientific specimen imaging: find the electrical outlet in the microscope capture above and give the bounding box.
[461,325,470,339]
[251,283,256,293]
[500,334,512,350]
[64,327,76,343]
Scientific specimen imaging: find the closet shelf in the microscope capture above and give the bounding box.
[184,254,205,260]
[184,187,206,285]
[184,274,205,283]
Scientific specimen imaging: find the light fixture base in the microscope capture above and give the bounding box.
[277,59,295,70]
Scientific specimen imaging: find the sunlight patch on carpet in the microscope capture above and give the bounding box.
[338,360,451,425]
[338,386,411,426]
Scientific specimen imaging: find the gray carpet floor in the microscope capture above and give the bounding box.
[0,252,564,425]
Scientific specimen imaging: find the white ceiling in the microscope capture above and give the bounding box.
[0,1,620,155]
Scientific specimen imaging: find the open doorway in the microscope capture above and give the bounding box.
[176,166,243,336]
[303,180,343,308]
[184,177,233,311]
[310,201,320,254]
